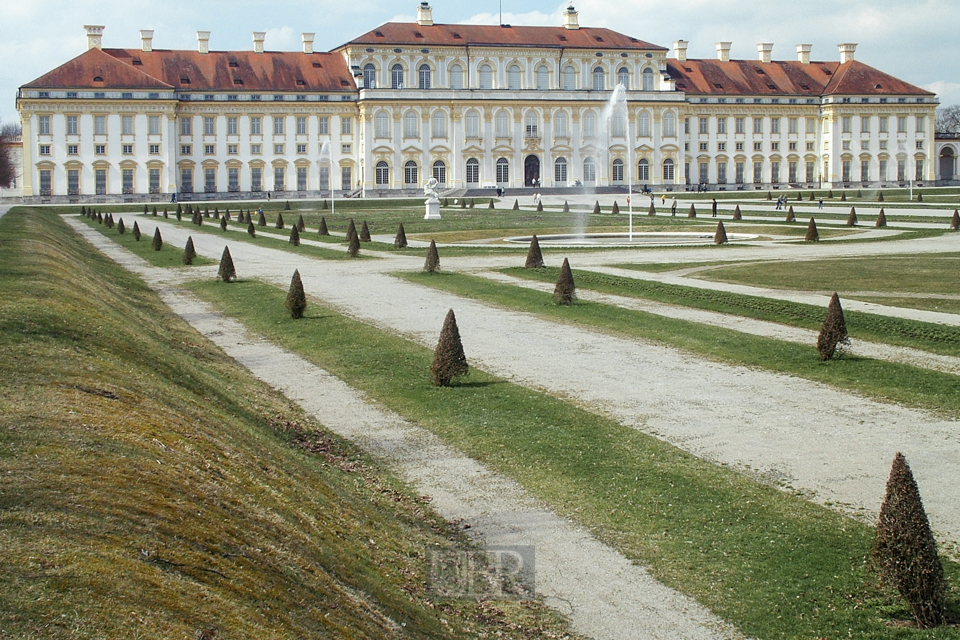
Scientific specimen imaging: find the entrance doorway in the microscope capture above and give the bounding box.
[524,155,540,187]
[940,147,956,182]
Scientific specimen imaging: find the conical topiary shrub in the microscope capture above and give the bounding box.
[117,218,125,234]
[513,199,520,211]
[151,227,162,251]
[322,199,328,210]
[796,192,803,202]
[489,198,495,209]
[878,191,884,202]
[828,189,834,198]
[817,292,849,360]
[360,221,371,242]
[424,239,440,273]
[144,204,148,215]
[289,225,300,246]
[846,207,858,226]
[285,269,307,319]
[593,201,601,215]
[258,210,266,226]
[236,210,244,224]
[766,191,772,200]
[153,205,158,216]
[648,202,656,216]
[857,189,862,198]
[347,230,360,257]
[247,221,256,237]
[876,208,887,227]
[563,200,570,213]
[714,221,728,245]
[872,452,945,628]
[275,212,285,230]
[204,207,210,218]
[132,221,141,241]
[733,205,742,220]
[346,219,357,243]
[536,200,544,212]
[284,200,291,211]
[430,309,469,387]
[224,208,230,221]
[805,218,819,242]
[297,214,305,232]
[688,203,697,218]
[841,191,847,201]
[163,207,168,218]
[81,205,86,216]
[214,207,219,218]
[785,206,795,222]
[394,223,408,249]
[951,210,960,231]
[217,246,236,282]
[106,213,114,228]
[917,192,923,202]
[612,201,619,215]
[183,236,197,265]
[318,216,329,235]
[554,258,576,305]
[469,199,475,209]
[97,212,103,224]
[220,215,228,231]
[525,235,544,269]
[177,203,182,217]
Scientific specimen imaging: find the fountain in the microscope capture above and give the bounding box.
[319,140,335,216]
[600,84,633,239]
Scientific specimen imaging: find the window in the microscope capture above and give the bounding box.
[205,167,216,192]
[341,117,351,135]
[341,165,352,191]
[699,117,708,135]
[479,64,492,90]
[753,142,762,151]
[718,142,726,152]
[583,157,596,182]
[735,117,745,134]
[297,143,307,154]
[95,115,106,135]
[718,162,727,184]
[449,64,463,89]
[563,66,575,90]
[180,117,191,136]
[642,67,654,91]
[897,159,906,181]
[403,111,419,138]
[637,158,649,181]
[251,167,262,191]
[466,111,479,138]
[319,117,329,135]
[66,115,79,135]
[251,143,261,154]
[806,141,815,151]
[95,169,107,195]
[199,117,215,137]
[916,115,926,133]
[508,64,521,90]
[121,169,134,194]
[842,160,851,182]
[916,140,924,150]
[274,166,285,191]
[227,144,238,155]
[897,116,907,133]
[878,159,887,181]
[788,117,798,134]
[404,161,418,185]
[391,64,404,89]
[555,157,567,183]
[375,111,390,138]
[717,117,727,135]
[250,116,262,135]
[612,158,624,183]
[122,144,133,155]
[699,162,709,183]
[38,115,50,135]
[736,142,744,151]
[554,111,568,137]
[536,65,549,90]
[319,166,330,191]
[228,167,239,192]
[493,110,510,138]
[771,141,779,151]
[592,67,605,91]
[699,142,708,152]
[806,161,815,182]
[67,169,80,195]
[788,141,797,151]
[341,144,352,155]
[204,144,215,155]
[583,111,596,137]
[617,67,629,89]
[39,144,51,155]
[662,158,674,181]
[771,161,780,183]
[466,158,479,184]
[363,63,377,89]
[297,166,307,191]
[842,116,852,134]
[638,111,651,137]
[274,143,284,154]
[842,140,851,151]
[860,159,869,181]
[122,116,134,135]
[879,116,888,133]
[525,111,539,138]
[663,112,676,137]
[149,168,161,193]
[419,64,431,89]
[296,116,307,135]
[788,161,798,182]
[376,160,389,185]
[94,144,106,155]
[861,116,870,133]
[753,161,762,183]
[180,167,193,192]
[273,116,284,135]
[806,117,816,135]
[612,112,625,138]
[433,160,446,185]
[771,118,780,135]
[496,157,510,183]
[67,144,79,155]
[735,162,745,184]
[753,117,762,134]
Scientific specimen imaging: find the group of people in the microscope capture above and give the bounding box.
[774,194,790,210]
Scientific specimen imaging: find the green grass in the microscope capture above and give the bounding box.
[187,275,960,640]
[0,207,578,640]
[77,213,215,267]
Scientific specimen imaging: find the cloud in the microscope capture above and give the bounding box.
[459,10,560,26]
[925,81,960,107]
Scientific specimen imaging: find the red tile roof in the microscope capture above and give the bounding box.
[23,47,356,93]
[346,22,666,51]
[822,59,932,96]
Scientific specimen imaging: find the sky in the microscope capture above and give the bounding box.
[2,0,958,128]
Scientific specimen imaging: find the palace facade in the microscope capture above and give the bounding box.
[15,3,939,202]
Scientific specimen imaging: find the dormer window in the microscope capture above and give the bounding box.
[233,78,244,85]
[313,62,321,68]
[595,36,604,42]
[755,68,765,75]
[180,76,190,84]
[229,60,239,68]
[714,83,723,89]
[767,84,776,90]
[341,80,350,86]
[452,33,462,39]
[93,76,103,82]
[558,35,567,42]
[296,79,306,86]
[132,58,142,65]
[414,31,423,38]
[375,31,384,37]
[875,84,882,89]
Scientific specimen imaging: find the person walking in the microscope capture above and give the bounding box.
[670,197,677,216]
[818,197,823,210]
[711,198,718,217]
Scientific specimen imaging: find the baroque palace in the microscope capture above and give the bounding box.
[15,3,939,202]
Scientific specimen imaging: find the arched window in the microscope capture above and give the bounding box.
[375,160,389,185]
[449,64,463,89]
[638,110,651,137]
[554,111,568,137]
[363,63,377,89]
[479,64,493,90]
[612,111,625,137]
[612,158,624,183]
[375,110,390,138]
[593,67,605,91]
[418,64,431,90]
[433,160,446,185]
[617,67,630,89]
[554,157,567,184]
[583,110,597,137]
[642,67,654,91]
[663,111,676,137]
[495,110,510,138]
[431,110,447,138]
[465,110,480,138]
[663,157,675,181]
[508,64,521,90]
[496,157,510,183]
[536,65,549,90]
[466,157,479,184]
[563,66,576,90]
[391,64,404,89]
[403,111,419,138]
[583,157,596,182]
[404,160,418,185]
[525,111,539,138]
[638,158,650,181]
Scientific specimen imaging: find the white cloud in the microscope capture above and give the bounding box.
[459,10,560,26]
[925,81,960,107]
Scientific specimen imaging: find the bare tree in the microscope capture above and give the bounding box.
[935,104,960,134]
[0,120,21,189]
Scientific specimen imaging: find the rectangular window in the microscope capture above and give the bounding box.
[297,166,307,191]
[897,116,907,133]
[805,117,816,134]
[771,141,779,151]
[320,166,330,191]
[753,161,762,183]
[204,144,215,155]
[203,116,215,136]
[297,143,307,154]
[180,117,192,136]
[788,141,797,151]
[788,117,798,134]
[122,168,134,194]
[341,117,352,135]
[227,116,238,135]
[753,117,762,134]
[251,167,262,191]
[319,116,329,135]
[250,116,262,135]
[771,118,780,134]
[274,143,284,155]
[788,161,797,182]
[180,168,193,193]
[341,143,351,154]
[879,159,887,181]
[637,161,648,182]
[771,161,780,183]
[181,144,192,155]
[717,117,727,134]
[916,158,925,180]
[274,166,285,191]
[861,159,870,181]
[684,118,690,134]
[735,162,744,184]
[149,115,161,135]
[735,141,744,151]
[897,159,906,181]
[95,169,107,195]
[842,160,851,182]
[842,140,851,151]
[753,141,762,151]
[341,165,352,191]
[916,140,924,150]
[95,115,106,135]
[699,142,708,151]
[806,141,815,151]
[38,115,51,135]
[699,162,708,183]
[296,116,307,135]
[717,162,727,184]
[717,142,726,152]
[805,161,814,182]
[39,144,51,155]
[861,116,870,133]
[698,117,708,134]
[67,115,79,135]
[879,116,888,133]
[227,144,238,155]
[149,168,160,193]
[251,143,261,155]
[122,115,134,135]
[67,169,80,195]
[122,144,133,155]
[95,144,106,155]
[842,116,851,134]
[273,116,284,135]
[228,167,239,191]
[67,144,79,155]
[204,167,216,192]
[916,116,925,133]
[735,117,745,134]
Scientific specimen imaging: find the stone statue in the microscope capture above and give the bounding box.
[423,177,441,220]
[423,177,440,200]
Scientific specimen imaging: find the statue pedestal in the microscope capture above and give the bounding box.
[424,197,441,220]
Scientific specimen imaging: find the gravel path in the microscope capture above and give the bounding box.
[65,216,743,640]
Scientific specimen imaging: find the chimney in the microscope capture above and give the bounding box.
[302,32,315,54]
[563,5,580,30]
[796,44,812,65]
[673,40,688,62]
[197,31,210,54]
[252,31,266,53]
[140,29,154,53]
[417,2,434,26]
[838,43,857,64]
[716,42,732,62]
[84,25,105,51]
[757,42,773,64]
